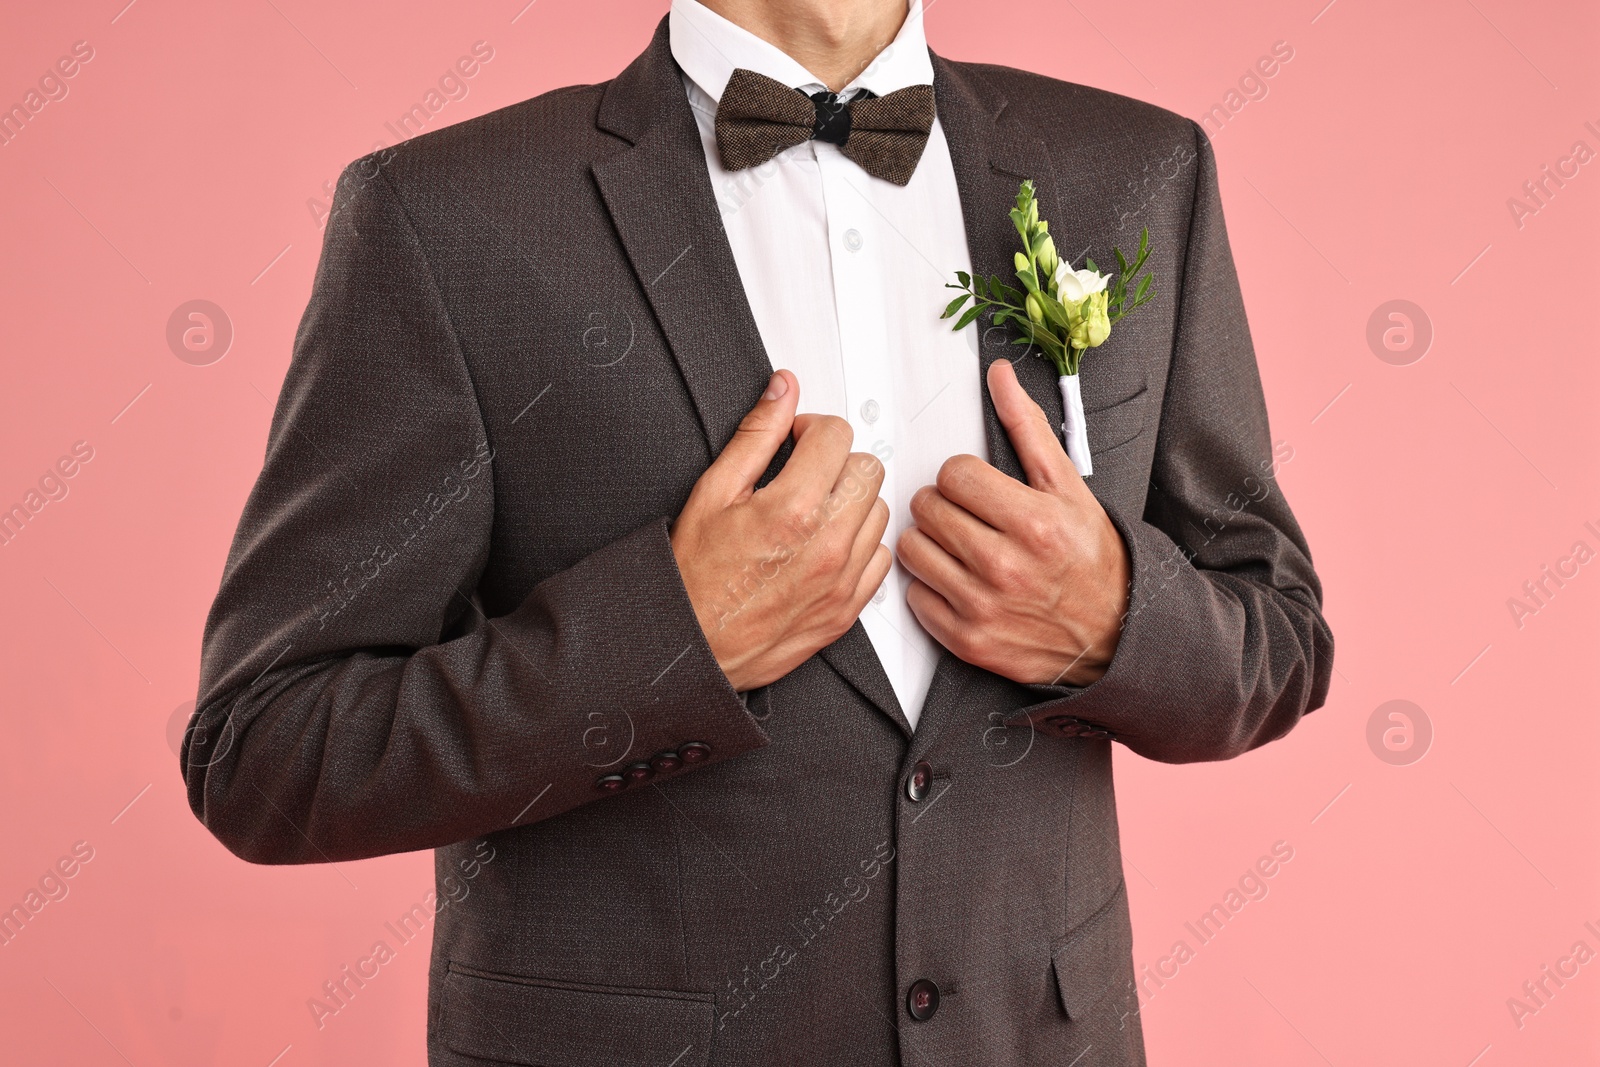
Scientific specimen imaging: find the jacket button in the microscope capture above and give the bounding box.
[650,750,683,773]
[595,774,626,792]
[906,978,940,1020]
[678,741,712,764]
[906,761,933,802]
[624,762,655,785]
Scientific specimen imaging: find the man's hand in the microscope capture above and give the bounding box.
[671,370,892,692]
[896,359,1130,687]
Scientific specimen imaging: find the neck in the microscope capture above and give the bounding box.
[698,0,911,92]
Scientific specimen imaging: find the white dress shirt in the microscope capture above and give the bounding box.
[669,0,986,728]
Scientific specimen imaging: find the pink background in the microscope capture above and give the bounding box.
[2,0,1596,1063]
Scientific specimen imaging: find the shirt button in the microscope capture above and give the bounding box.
[906,978,940,1020]
[624,762,655,785]
[871,582,887,606]
[843,228,864,252]
[859,398,880,424]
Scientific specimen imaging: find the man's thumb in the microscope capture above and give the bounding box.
[707,369,798,500]
[988,358,1074,492]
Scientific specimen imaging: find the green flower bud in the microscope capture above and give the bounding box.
[1026,199,1039,228]
[1065,306,1088,349]
[1035,235,1058,278]
[1025,292,1045,325]
[1066,292,1112,349]
[1014,251,1030,273]
[1087,292,1111,346]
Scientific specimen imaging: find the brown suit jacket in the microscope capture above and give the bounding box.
[184,19,1332,1066]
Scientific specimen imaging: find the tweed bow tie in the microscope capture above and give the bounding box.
[713,67,936,187]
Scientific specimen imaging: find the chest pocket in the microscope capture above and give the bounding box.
[1086,380,1150,457]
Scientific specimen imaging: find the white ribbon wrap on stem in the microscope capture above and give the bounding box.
[1058,373,1092,477]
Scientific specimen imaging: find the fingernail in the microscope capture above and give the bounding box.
[764,371,788,400]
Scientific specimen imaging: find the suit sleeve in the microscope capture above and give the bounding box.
[1012,121,1333,763]
[183,155,768,864]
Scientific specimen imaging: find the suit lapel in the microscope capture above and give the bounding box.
[592,21,770,462]
[935,52,1066,479]
[911,54,1065,744]
[592,20,913,739]
[816,621,910,737]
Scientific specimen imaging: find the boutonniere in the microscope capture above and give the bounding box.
[941,179,1155,476]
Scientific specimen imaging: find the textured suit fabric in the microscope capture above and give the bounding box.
[184,18,1332,1067]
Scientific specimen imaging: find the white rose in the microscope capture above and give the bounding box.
[1052,261,1110,303]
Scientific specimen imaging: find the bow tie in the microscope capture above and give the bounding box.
[713,67,936,187]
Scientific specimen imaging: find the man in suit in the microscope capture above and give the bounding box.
[183,0,1332,1062]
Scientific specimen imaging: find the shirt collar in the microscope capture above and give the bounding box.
[669,0,933,104]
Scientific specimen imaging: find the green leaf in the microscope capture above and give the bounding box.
[1084,257,1098,273]
[1127,242,1150,278]
[1035,291,1075,333]
[1114,247,1128,275]
[953,304,984,331]
[1032,332,1068,375]
[1017,319,1058,356]
[955,271,971,287]
[1016,268,1039,293]
[941,292,972,319]
[996,282,1026,305]
[988,274,1007,300]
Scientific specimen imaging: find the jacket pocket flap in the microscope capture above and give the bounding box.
[441,964,714,1067]
[1051,881,1133,1022]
